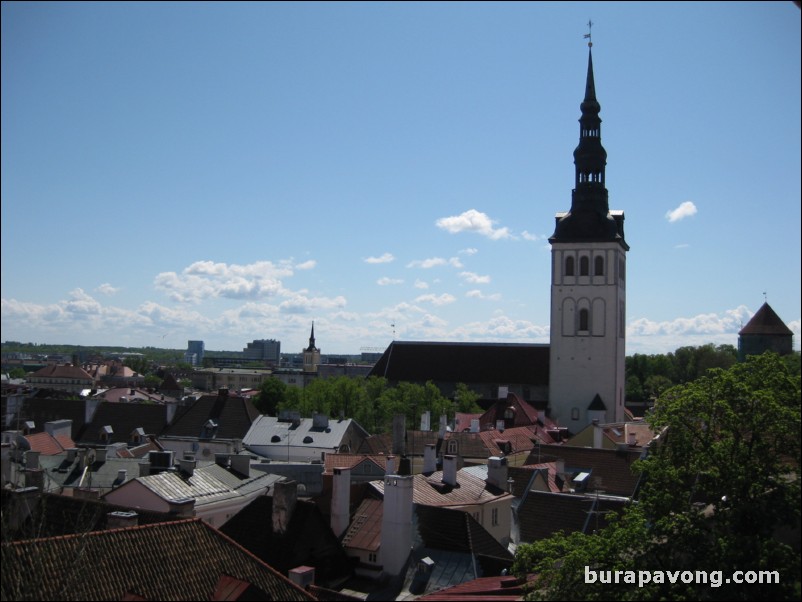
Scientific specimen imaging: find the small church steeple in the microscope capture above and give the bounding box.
[303,321,321,373]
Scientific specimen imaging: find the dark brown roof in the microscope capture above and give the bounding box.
[738,303,793,336]
[0,518,315,601]
[368,341,549,386]
[28,364,94,380]
[163,391,259,440]
[416,505,512,560]
[416,575,529,601]
[79,402,170,445]
[1,489,178,541]
[220,495,352,587]
[517,491,628,543]
[10,398,87,437]
[525,444,643,497]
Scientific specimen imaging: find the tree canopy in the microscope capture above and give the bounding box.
[513,352,801,601]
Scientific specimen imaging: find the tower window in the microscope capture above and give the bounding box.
[580,256,589,276]
[594,256,604,276]
[579,308,589,331]
[565,256,575,276]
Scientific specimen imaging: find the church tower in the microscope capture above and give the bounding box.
[548,38,629,429]
[303,321,321,373]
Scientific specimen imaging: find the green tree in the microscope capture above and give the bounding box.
[514,353,801,601]
[454,382,483,413]
[254,377,288,416]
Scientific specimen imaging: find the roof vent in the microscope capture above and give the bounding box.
[303,436,313,444]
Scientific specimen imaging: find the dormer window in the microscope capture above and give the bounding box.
[99,425,113,443]
[201,419,218,439]
[447,439,458,455]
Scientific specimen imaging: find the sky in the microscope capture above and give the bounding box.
[2,1,800,356]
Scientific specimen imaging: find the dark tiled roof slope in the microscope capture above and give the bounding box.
[164,392,259,440]
[525,444,643,497]
[1,489,177,541]
[220,495,352,587]
[738,302,793,335]
[368,341,549,386]
[0,518,316,601]
[518,491,628,543]
[12,398,87,437]
[416,505,512,560]
[79,402,170,444]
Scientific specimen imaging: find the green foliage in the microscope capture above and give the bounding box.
[454,382,483,413]
[254,377,288,416]
[515,353,801,601]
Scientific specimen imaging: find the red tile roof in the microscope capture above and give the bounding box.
[417,575,531,601]
[341,498,383,552]
[323,453,388,475]
[0,518,316,601]
[24,432,71,455]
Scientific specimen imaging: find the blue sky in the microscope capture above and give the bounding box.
[2,1,800,356]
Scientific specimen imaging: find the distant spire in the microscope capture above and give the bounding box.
[306,321,318,352]
[584,19,593,47]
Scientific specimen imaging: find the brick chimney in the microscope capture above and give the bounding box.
[331,467,350,538]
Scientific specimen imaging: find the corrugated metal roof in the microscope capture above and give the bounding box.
[371,469,511,507]
[138,465,279,507]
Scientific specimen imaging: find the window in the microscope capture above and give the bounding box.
[580,256,589,276]
[447,439,458,454]
[594,256,604,276]
[491,507,499,526]
[369,553,377,563]
[579,308,589,331]
[565,256,575,276]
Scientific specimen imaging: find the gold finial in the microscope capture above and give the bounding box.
[584,20,593,47]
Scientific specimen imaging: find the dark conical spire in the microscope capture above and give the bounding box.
[307,321,318,351]
[549,41,628,250]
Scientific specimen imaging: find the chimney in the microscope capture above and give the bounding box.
[537,410,546,424]
[24,450,40,470]
[420,411,431,432]
[214,453,231,468]
[312,413,329,429]
[423,444,437,474]
[555,458,565,476]
[498,385,509,399]
[8,487,38,532]
[167,497,195,518]
[392,414,406,456]
[385,455,396,476]
[288,566,315,590]
[593,421,603,449]
[470,418,480,433]
[486,456,508,490]
[442,454,458,486]
[230,453,251,477]
[272,480,298,535]
[165,402,178,424]
[496,419,505,432]
[107,511,138,530]
[94,447,107,463]
[44,419,73,440]
[331,467,351,538]
[23,467,44,490]
[381,475,414,577]
[218,387,229,398]
[627,427,638,446]
[116,469,127,483]
[179,457,196,477]
[66,448,79,463]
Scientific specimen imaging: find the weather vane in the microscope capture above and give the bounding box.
[584,20,593,47]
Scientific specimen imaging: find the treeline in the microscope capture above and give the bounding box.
[625,343,800,402]
[253,376,484,435]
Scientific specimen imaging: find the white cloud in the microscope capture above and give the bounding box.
[414,279,429,289]
[674,244,690,249]
[365,253,395,264]
[154,259,294,303]
[407,257,464,269]
[96,283,120,295]
[295,259,316,270]
[466,289,501,301]
[414,293,457,306]
[459,248,478,256]
[665,201,698,223]
[460,271,491,284]
[435,209,512,240]
[278,293,347,314]
[377,277,404,286]
[521,231,541,241]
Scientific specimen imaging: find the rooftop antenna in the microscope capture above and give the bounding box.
[584,19,593,47]
[763,291,768,303]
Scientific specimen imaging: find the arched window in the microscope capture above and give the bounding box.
[594,256,604,276]
[579,308,589,331]
[447,439,458,455]
[580,256,589,276]
[565,256,575,276]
